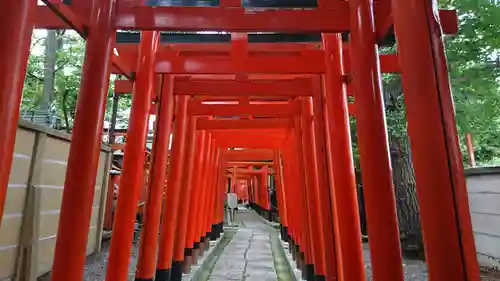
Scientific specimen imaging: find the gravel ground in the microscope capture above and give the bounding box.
[37,208,500,281]
[38,239,139,281]
[362,243,500,280]
[362,243,428,280]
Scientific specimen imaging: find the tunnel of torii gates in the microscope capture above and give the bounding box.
[0,0,482,281]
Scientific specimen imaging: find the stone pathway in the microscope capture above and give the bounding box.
[208,210,279,281]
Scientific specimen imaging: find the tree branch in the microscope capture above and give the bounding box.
[26,71,44,83]
[54,58,71,73]
[30,37,45,53]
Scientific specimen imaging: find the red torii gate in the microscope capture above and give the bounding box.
[225,166,272,215]
[223,149,275,162]
[0,1,480,281]
[113,77,358,116]
[200,114,338,281]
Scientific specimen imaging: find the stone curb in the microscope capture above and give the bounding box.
[182,236,224,281]
[251,209,300,281]
[250,209,281,229]
[273,235,300,281]
[279,240,305,281]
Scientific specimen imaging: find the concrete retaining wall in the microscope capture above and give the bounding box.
[0,120,111,280]
[466,167,500,270]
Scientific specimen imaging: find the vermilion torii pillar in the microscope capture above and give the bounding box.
[171,116,198,281]
[183,129,207,271]
[51,1,117,280]
[322,34,365,281]
[286,133,313,279]
[106,30,159,281]
[156,96,189,281]
[310,79,340,281]
[0,0,37,227]
[191,132,213,260]
[273,150,289,241]
[203,138,218,243]
[258,166,271,219]
[204,143,220,241]
[348,0,405,279]
[391,0,481,280]
[215,153,228,236]
[280,144,298,255]
[135,75,175,280]
[298,98,328,281]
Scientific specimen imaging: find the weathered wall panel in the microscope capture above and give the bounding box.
[466,167,500,270]
[0,127,35,279]
[0,121,111,280]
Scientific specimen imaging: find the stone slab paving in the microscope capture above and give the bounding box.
[208,210,278,281]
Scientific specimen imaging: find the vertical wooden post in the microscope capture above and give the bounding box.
[348,0,405,278]
[206,147,221,241]
[106,31,159,281]
[466,133,476,167]
[273,150,289,241]
[213,153,226,238]
[299,98,329,281]
[282,144,298,254]
[135,75,175,281]
[311,79,340,281]
[96,150,112,252]
[171,117,198,281]
[51,1,117,279]
[156,96,189,281]
[15,133,46,281]
[288,132,314,280]
[195,134,214,255]
[184,130,207,271]
[108,93,120,145]
[392,0,481,279]
[189,131,211,263]
[322,33,365,281]
[103,173,118,230]
[259,168,271,219]
[0,0,37,226]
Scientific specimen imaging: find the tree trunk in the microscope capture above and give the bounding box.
[62,89,71,133]
[384,78,424,257]
[40,30,58,114]
[356,171,368,235]
[389,134,424,257]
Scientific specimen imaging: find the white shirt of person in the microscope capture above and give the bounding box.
[227,193,238,209]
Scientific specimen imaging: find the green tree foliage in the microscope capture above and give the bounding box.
[442,0,500,165]
[23,31,86,130]
[22,31,124,132]
[374,0,500,166]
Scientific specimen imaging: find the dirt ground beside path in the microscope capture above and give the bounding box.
[37,207,500,281]
[38,240,139,281]
[362,243,500,281]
